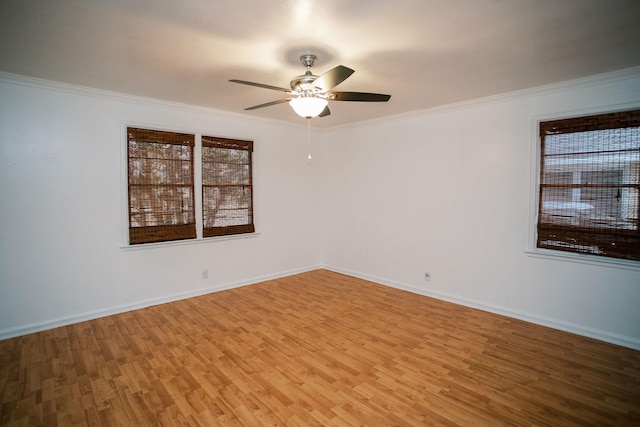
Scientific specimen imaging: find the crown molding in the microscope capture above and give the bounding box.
[3,66,639,132]
[0,71,305,130]
[331,66,640,131]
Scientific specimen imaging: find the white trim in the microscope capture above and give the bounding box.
[2,261,637,349]
[120,121,261,249]
[0,264,321,341]
[323,265,640,351]
[194,134,204,238]
[526,101,640,269]
[0,71,306,130]
[120,123,131,245]
[525,249,640,271]
[329,66,640,131]
[2,67,639,132]
[120,231,261,251]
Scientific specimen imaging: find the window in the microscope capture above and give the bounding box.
[537,109,640,262]
[202,136,254,237]
[127,128,196,244]
[126,128,255,245]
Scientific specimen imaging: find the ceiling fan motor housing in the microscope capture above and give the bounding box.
[290,72,320,93]
[291,55,320,93]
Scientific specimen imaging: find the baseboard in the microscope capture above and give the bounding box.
[323,265,640,351]
[0,264,322,341]
[6,263,637,350]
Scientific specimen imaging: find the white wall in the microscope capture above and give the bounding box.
[0,75,323,339]
[2,69,640,350]
[321,69,640,349]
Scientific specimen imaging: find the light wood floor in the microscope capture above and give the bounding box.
[1,270,639,426]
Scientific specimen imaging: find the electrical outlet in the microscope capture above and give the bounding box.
[424,272,431,281]
[202,269,208,280]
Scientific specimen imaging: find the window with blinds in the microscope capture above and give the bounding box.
[202,136,254,237]
[127,128,196,244]
[537,109,640,261]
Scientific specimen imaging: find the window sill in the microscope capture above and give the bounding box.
[525,248,640,271]
[121,232,261,251]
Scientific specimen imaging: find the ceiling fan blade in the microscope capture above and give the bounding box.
[245,98,292,110]
[318,106,331,117]
[330,92,391,102]
[313,65,354,92]
[229,79,292,93]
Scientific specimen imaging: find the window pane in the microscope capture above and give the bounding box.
[129,186,194,227]
[127,128,196,244]
[202,186,252,227]
[537,111,640,261]
[201,136,254,237]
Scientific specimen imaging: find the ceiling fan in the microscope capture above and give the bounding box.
[229,54,391,119]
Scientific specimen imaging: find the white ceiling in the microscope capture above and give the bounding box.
[1,0,640,128]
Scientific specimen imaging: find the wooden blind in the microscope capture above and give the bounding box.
[202,136,254,237]
[537,110,640,261]
[127,128,196,244]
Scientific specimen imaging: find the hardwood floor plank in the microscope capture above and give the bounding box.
[1,269,639,426]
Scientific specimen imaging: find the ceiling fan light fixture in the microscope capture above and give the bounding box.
[289,96,328,118]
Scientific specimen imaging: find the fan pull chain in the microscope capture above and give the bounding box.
[307,118,312,164]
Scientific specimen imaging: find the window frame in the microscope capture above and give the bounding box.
[121,124,258,248]
[528,106,640,269]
